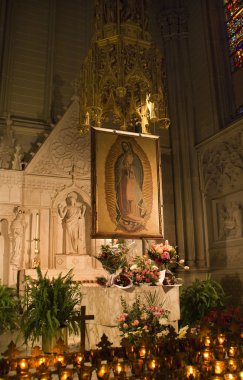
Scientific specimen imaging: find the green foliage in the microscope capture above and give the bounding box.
[180,277,226,327]
[20,267,82,344]
[143,290,163,307]
[0,281,20,334]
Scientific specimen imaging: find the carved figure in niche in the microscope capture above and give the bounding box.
[58,192,86,255]
[12,144,24,170]
[136,101,149,134]
[218,203,227,240]
[146,93,157,121]
[231,202,242,238]
[10,207,26,268]
[217,201,242,240]
[115,141,147,226]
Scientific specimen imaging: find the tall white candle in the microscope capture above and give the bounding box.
[35,212,39,239]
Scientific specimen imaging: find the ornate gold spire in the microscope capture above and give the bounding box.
[80,0,169,134]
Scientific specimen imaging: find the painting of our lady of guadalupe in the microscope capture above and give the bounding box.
[91,128,163,238]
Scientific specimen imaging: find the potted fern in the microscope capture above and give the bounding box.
[180,276,227,327]
[0,281,20,334]
[20,267,82,352]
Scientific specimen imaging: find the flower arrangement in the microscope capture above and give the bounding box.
[123,256,160,286]
[201,306,243,338]
[147,240,188,271]
[113,273,133,289]
[118,293,170,346]
[96,241,128,274]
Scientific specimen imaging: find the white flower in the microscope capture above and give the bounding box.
[159,317,169,325]
[157,329,169,338]
[151,265,158,270]
[130,264,137,271]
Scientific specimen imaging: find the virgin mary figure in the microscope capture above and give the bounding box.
[115,141,147,228]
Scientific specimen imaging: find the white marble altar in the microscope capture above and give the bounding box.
[81,285,180,349]
[18,269,180,351]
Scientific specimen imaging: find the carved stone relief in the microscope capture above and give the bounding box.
[213,193,243,242]
[200,131,243,197]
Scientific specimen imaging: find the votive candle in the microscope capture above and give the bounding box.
[138,346,147,358]
[224,374,237,380]
[214,361,225,375]
[228,347,237,358]
[185,365,197,378]
[19,358,29,371]
[217,334,226,345]
[147,358,158,372]
[204,336,211,347]
[227,358,238,372]
[202,349,213,362]
[97,363,110,379]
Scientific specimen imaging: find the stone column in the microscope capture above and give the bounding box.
[160,8,206,269]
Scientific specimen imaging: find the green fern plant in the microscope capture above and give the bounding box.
[0,281,20,334]
[20,267,82,345]
[180,277,227,327]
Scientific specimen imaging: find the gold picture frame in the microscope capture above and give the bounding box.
[91,127,163,239]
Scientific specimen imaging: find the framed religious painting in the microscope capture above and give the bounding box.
[91,127,164,239]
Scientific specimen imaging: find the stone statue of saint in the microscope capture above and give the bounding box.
[10,207,26,268]
[136,101,149,134]
[146,93,157,121]
[58,192,86,255]
[12,144,24,170]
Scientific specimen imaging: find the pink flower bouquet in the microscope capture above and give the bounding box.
[118,296,170,345]
[147,240,189,272]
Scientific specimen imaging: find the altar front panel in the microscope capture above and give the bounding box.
[81,285,180,349]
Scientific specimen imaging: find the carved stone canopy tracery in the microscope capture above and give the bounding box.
[80,0,169,134]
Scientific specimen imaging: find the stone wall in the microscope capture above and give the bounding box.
[197,118,243,304]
